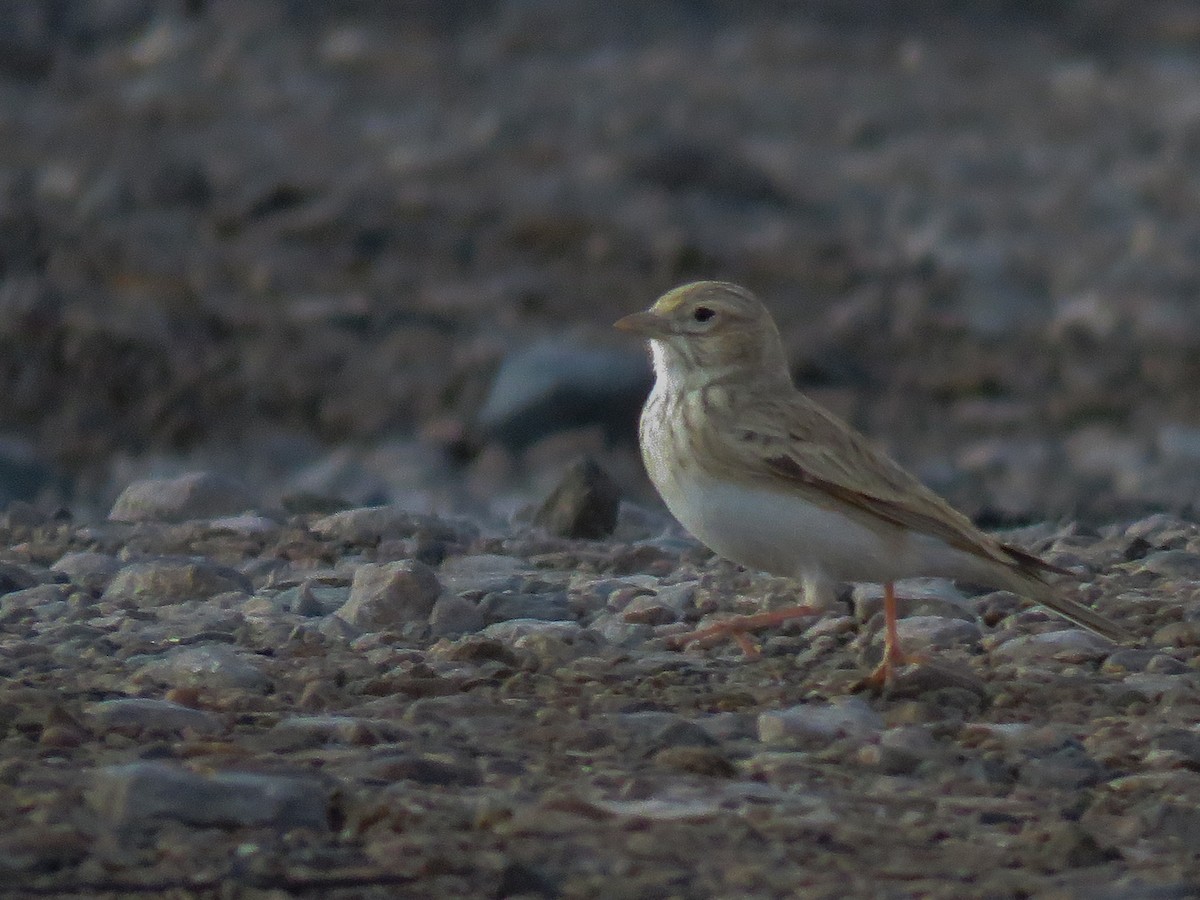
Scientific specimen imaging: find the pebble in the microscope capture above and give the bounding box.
[310,506,477,546]
[428,593,486,636]
[336,560,442,629]
[88,762,328,831]
[757,698,883,746]
[132,644,271,691]
[533,457,622,539]
[108,471,257,523]
[86,698,222,736]
[893,615,983,651]
[479,590,574,623]
[1139,550,1200,580]
[102,559,251,607]
[990,629,1112,663]
[50,551,123,593]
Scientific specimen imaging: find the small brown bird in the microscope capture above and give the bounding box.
[615,281,1128,685]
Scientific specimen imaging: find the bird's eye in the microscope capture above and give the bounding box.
[693,306,715,323]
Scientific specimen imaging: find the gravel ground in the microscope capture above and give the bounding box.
[1,474,1199,897]
[3,1,1200,897]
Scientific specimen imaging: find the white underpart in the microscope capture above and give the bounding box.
[643,338,1008,605]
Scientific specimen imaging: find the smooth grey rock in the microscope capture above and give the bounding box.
[0,562,38,596]
[0,584,69,622]
[50,552,122,593]
[310,506,477,546]
[991,629,1110,663]
[109,472,257,523]
[133,645,270,691]
[269,715,407,749]
[479,590,573,623]
[894,615,983,651]
[87,698,222,736]
[474,332,650,450]
[757,698,883,746]
[428,594,485,636]
[102,560,251,607]
[1140,550,1200,580]
[336,560,442,629]
[438,554,530,595]
[88,762,328,831]
[534,457,621,539]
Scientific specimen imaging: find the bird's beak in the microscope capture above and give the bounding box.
[614,310,671,337]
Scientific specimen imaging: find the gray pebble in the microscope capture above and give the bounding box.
[133,644,270,691]
[894,615,982,651]
[87,698,222,736]
[428,594,486,637]
[310,505,477,546]
[109,471,257,523]
[533,457,621,539]
[102,560,251,607]
[757,698,883,746]
[50,551,122,593]
[479,590,574,623]
[88,762,328,831]
[1139,549,1200,580]
[336,560,442,629]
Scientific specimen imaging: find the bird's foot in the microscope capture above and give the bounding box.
[667,605,818,659]
[852,648,930,693]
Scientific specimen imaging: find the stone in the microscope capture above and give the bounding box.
[0,562,38,596]
[428,594,486,636]
[133,645,271,691]
[336,560,442,629]
[474,332,650,451]
[991,629,1111,664]
[88,762,328,831]
[479,590,574,623]
[893,615,982,651]
[757,698,883,746]
[102,559,251,607]
[533,457,621,539]
[310,505,477,546]
[109,471,257,523]
[50,551,123,593]
[1140,550,1200,580]
[0,585,69,622]
[87,698,221,736]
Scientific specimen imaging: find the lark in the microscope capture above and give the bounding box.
[615,281,1128,686]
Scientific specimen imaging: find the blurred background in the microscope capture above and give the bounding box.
[2,0,1200,524]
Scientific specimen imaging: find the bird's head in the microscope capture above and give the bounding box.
[614,281,790,388]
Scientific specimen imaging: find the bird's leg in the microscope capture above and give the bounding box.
[858,581,919,689]
[667,602,819,659]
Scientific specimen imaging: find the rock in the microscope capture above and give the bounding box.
[438,554,531,595]
[534,457,621,539]
[893,615,982,651]
[0,562,37,596]
[474,332,650,451]
[479,590,574,623]
[108,472,257,523]
[1151,622,1200,649]
[0,585,69,622]
[133,645,271,691]
[88,762,328,831]
[991,629,1111,664]
[102,559,251,607]
[757,698,883,746]
[0,435,58,508]
[1139,550,1200,580]
[87,698,222,737]
[0,825,91,874]
[269,715,406,749]
[50,551,123,593]
[336,560,442,629]
[310,506,477,546]
[428,594,486,636]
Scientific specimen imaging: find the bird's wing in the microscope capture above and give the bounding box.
[713,390,1065,578]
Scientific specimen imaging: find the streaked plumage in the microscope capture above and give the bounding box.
[616,281,1128,675]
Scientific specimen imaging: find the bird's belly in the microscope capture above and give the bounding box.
[659,470,923,583]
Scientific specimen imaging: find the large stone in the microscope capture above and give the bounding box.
[102,559,251,607]
[133,645,271,691]
[87,698,222,737]
[88,762,328,831]
[310,506,477,546]
[109,471,257,523]
[336,560,442,629]
[534,457,621,539]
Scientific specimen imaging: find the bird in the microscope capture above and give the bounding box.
[614,280,1129,687]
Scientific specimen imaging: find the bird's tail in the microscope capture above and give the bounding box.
[1006,571,1131,644]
